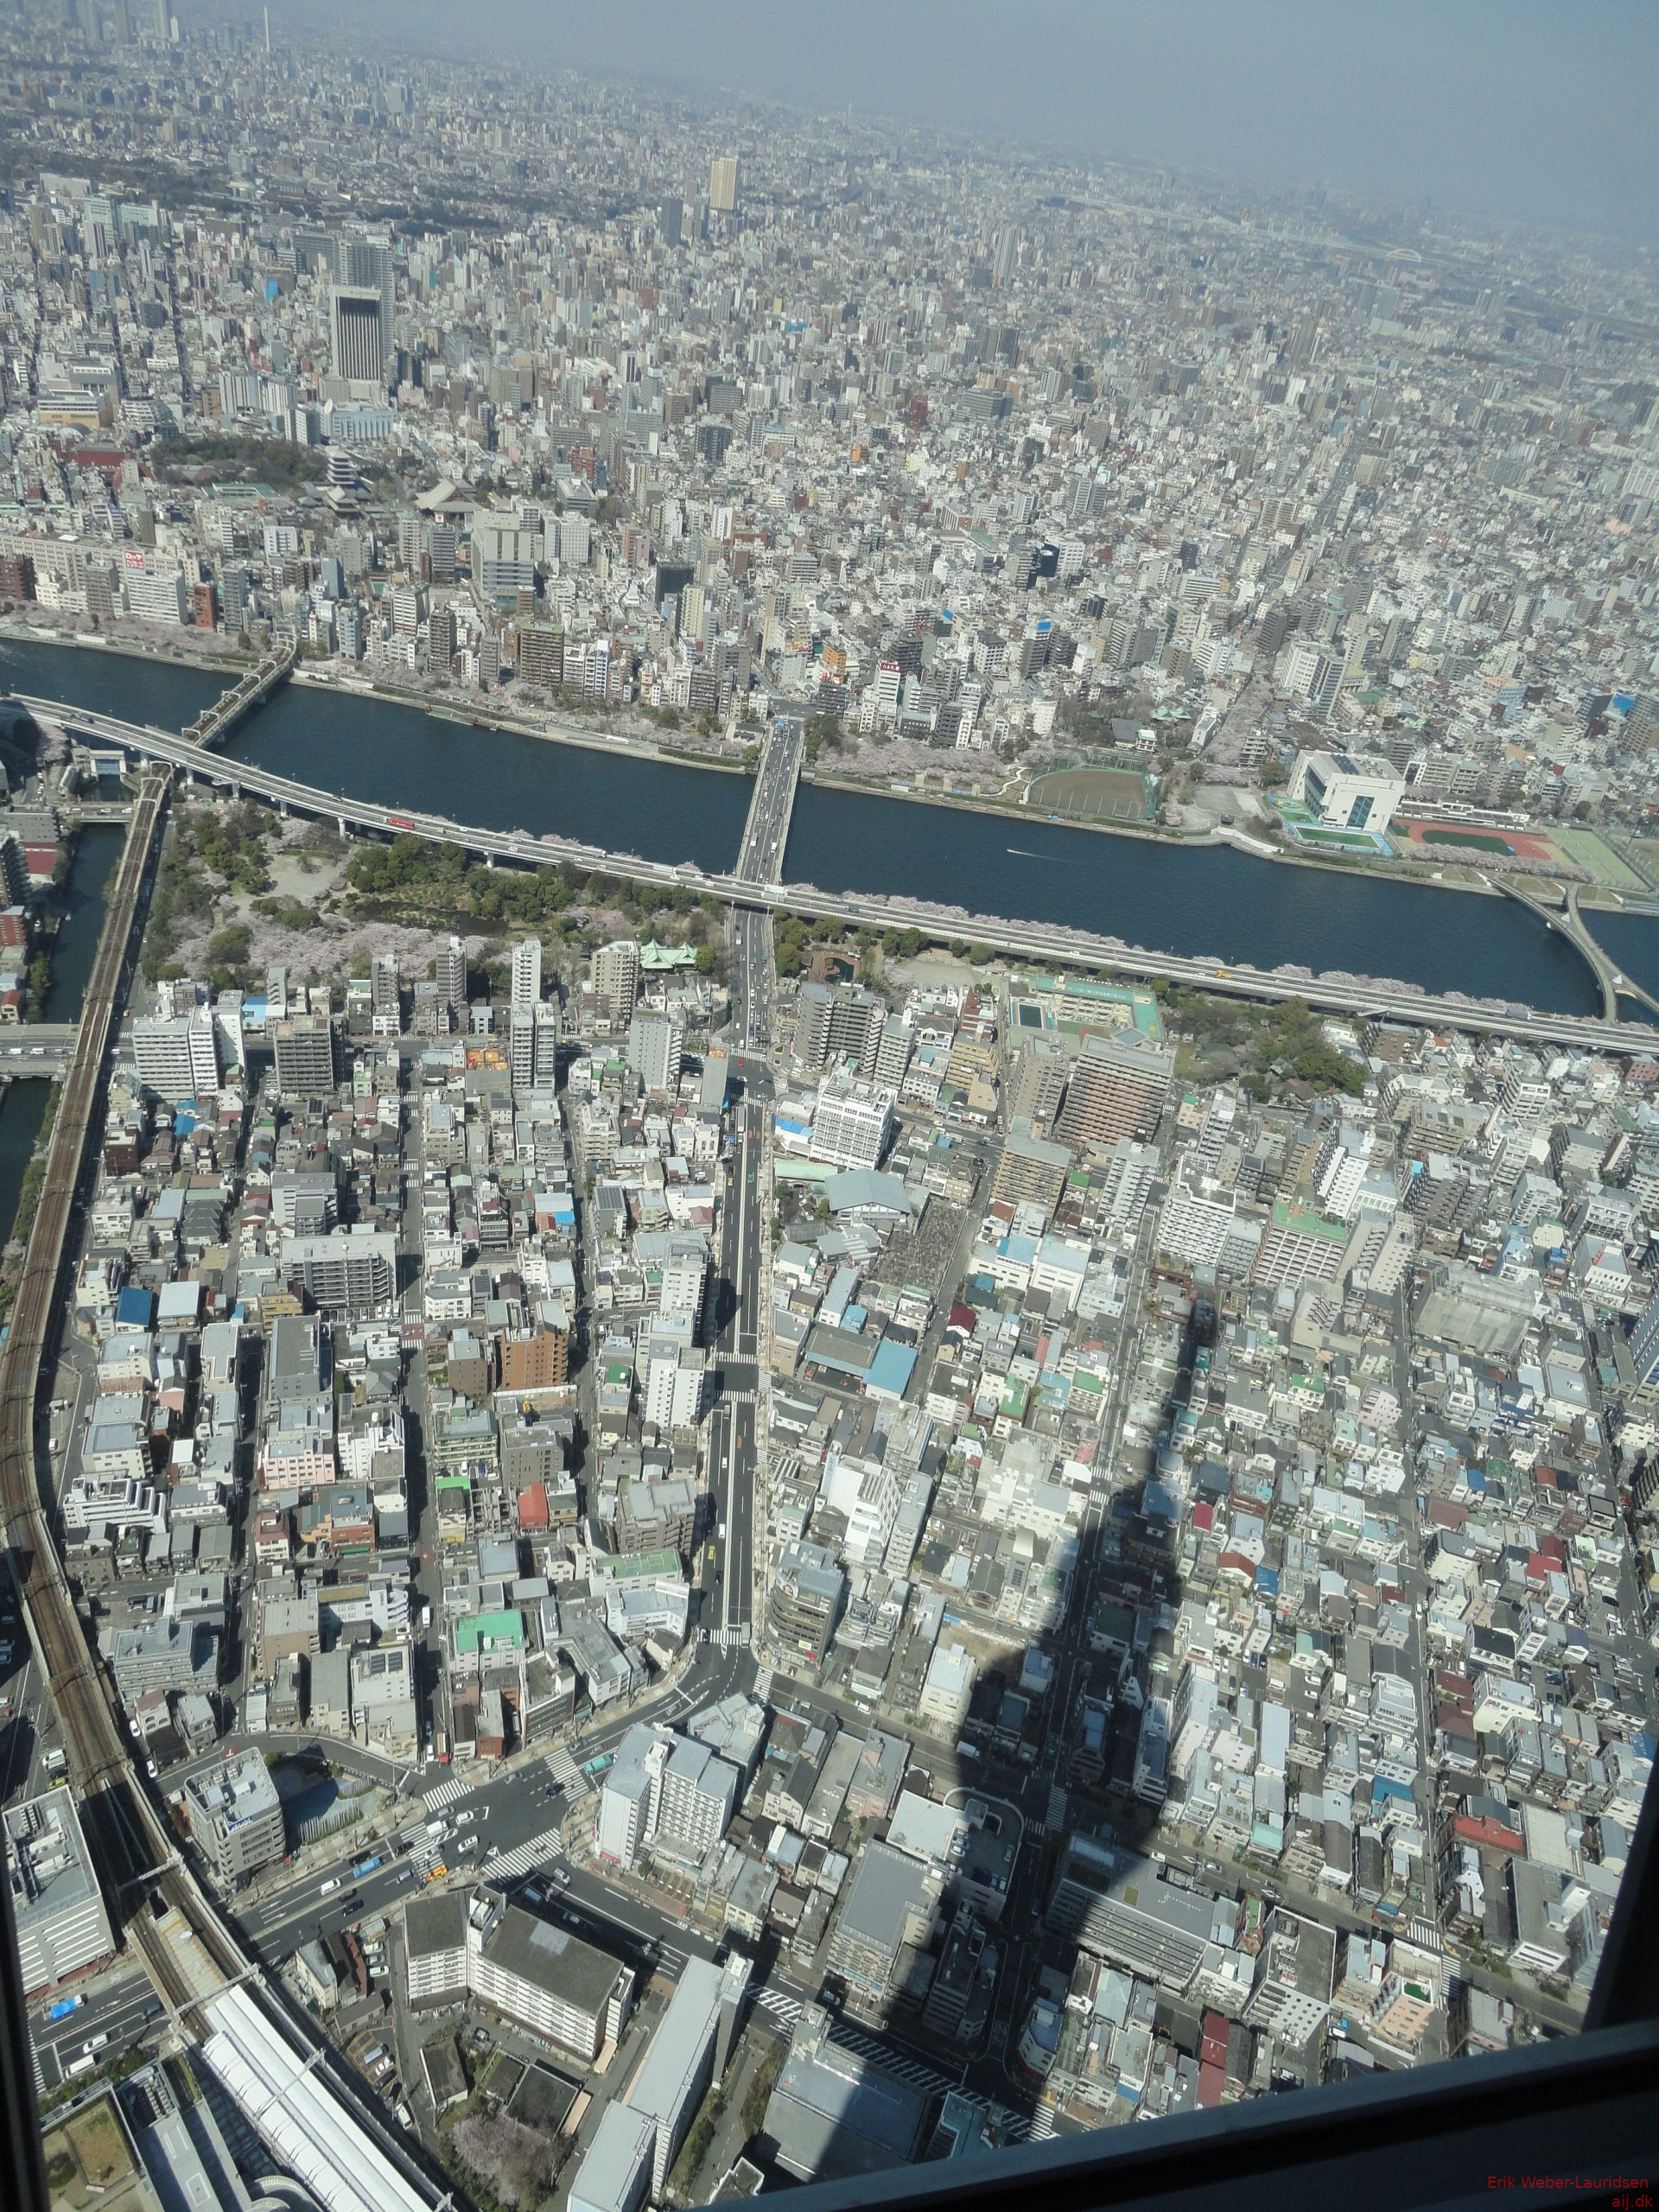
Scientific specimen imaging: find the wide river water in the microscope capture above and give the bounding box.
[3,634,1656,1019]
[0,818,122,1244]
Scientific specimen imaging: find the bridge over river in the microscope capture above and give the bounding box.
[11,691,1659,1057]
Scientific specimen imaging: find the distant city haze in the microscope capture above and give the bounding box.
[257,0,1658,241]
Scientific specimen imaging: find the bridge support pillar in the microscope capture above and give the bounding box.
[485,853,495,869]
[338,816,347,837]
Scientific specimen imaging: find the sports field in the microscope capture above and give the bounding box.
[1027,765,1152,823]
[1549,825,1650,893]
[1395,817,1569,868]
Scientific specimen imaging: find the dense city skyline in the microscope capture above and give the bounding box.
[0,7,1656,2212]
[240,0,1659,244]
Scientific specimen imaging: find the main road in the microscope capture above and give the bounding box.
[702,722,792,1646]
[12,692,1650,1052]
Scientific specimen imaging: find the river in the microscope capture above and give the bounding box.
[0,823,123,1248]
[781,784,1643,1019]
[42,824,124,1023]
[231,682,754,872]
[0,1081,48,1253]
[0,634,229,729]
[3,634,1656,1016]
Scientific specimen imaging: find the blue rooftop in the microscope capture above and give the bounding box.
[866,1341,917,1399]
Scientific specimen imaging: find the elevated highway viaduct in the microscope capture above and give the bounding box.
[10,692,1657,1058]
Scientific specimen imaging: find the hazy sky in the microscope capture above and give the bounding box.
[265,0,1658,244]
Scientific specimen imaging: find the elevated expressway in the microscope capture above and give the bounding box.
[10,692,1657,1056]
[1499,877,1659,1024]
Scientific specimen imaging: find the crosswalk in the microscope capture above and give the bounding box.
[1023,2103,1058,2142]
[710,1624,751,1648]
[421,1775,474,1813]
[1027,1820,1047,1842]
[485,1826,568,1884]
[1408,1916,1445,1952]
[753,1987,801,2029]
[827,2021,956,2099]
[544,1747,590,1796]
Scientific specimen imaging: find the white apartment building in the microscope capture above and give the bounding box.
[134,1007,219,1098]
[642,1337,704,1433]
[1313,1124,1374,1218]
[820,1452,901,1570]
[918,1641,976,1732]
[124,565,189,625]
[810,1075,894,1172]
[512,936,543,1007]
[5,1792,115,1998]
[627,1010,684,1096]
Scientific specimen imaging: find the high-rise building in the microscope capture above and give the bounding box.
[534,998,561,1085]
[334,236,392,316]
[507,1001,561,1098]
[271,1013,335,1097]
[808,1076,894,1172]
[283,1228,397,1317]
[642,1333,705,1432]
[768,1539,846,1671]
[1008,1033,1068,1129]
[124,567,188,625]
[1055,1030,1176,1153]
[512,937,543,1007]
[134,1006,219,1099]
[463,1896,634,2063]
[627,1010,683,1095]
[992,1120,1071,1218]
[791,981,885,1077]
[474,519,540,596]
[1629,1287,1659,1390]
[708,156,739,213]
[427,604,456,673]
[435,934,467,1014]
[563,1955,748,2210]
[518,621,565,690]
[371,953,399,1022]
[182,1750,286,1888]
[1243,1909,1338,2052]
[329,285,386,391]
[592,938,640,1028]
[658,195,683,246]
